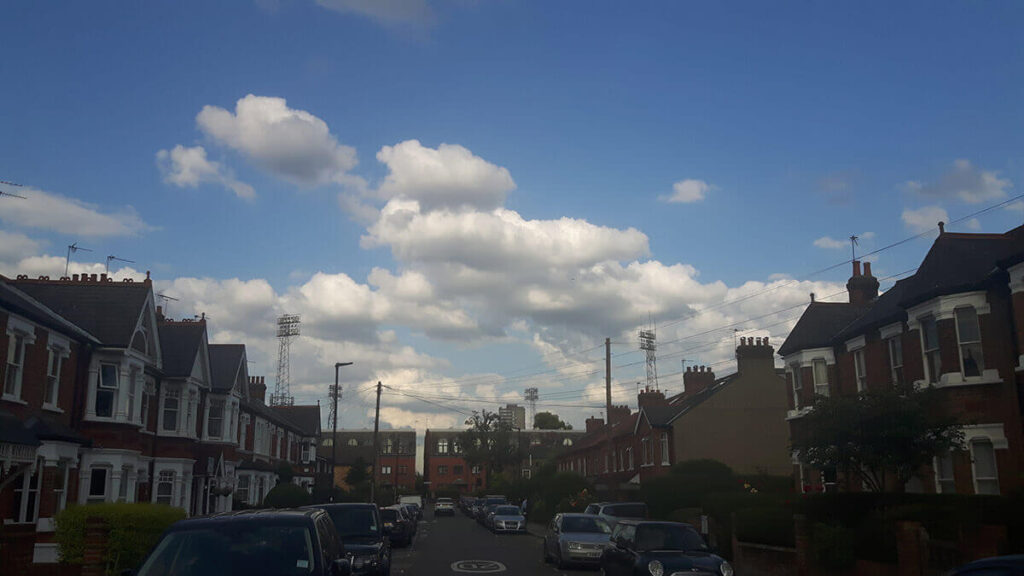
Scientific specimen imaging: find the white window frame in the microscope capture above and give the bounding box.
[13,458,43,524]
[96,363,120,418]
[44,347,66,409]
[853,349,867,393]
[789,364,802,409]
[970,439,1000,495]
[954,306,985,378]
[162,387,180,433]
[240,414,250,449]
[155,470,175,505]
[127,368,139,423]
[438,438,449,454]
[627,447,634,470]
[812,359,829,396]
[87,467,110,504]
[660,433,670,465]
[934,453,955,494]
[237,475,251,504]
[4,334,27,401]
[381,465,392,475]
[887,337,903,385]
[919,315,941,385]
[207,399,225,440]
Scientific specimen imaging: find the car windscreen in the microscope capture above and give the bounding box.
[562,516,611,534]
[486,497,506,506]
[380,509,399,522]
[437,499,453,504]
[136,524,315,576]
[635,525,707,552]
[607,504,647,518]
[325,507,378,538]
[494,506,520,516]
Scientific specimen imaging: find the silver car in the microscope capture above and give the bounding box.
[488,505,526,533]
[542,513,613,569]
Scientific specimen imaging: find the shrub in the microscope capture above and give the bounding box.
[812,522,856,571]
[263,482,312,508]
[735,506,796,548]
[54,502,185,574]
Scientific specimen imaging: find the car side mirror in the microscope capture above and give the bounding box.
[332,558,351,576]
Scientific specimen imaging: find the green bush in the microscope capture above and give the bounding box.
[263,482,312,508]
[54,502,185,574]
[735,506,796,548]
[812,522,856,571]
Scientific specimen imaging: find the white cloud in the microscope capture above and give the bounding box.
[906,159,1012,204]
[156,145,255,199]
[660,179,711,204]
[196,94,360,187]
[813,231,874,250]
[1006,201,1024,213]
[965,218,982,231]
[315,0,433,25]
[0,188,150,237]
[375,140,516,211]
[902,205,949,234]
[0,230,41,263]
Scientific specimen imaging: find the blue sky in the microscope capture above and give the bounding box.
[2,1,1023,438]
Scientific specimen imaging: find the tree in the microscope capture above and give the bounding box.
[459,410,520,478]
[791,386,963,492]
[534,411,572,430]
[264,483,312,508]
[345,457,371,487]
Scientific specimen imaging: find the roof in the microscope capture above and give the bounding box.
[0,409,41,446]
[10,278,151,347]
[209,344,245,393]
[170,509,322,529]
[0,278,99,344]
[273,405,321,436]
[638,406,679,428]
[158,322,206,378]
[0,409,90,447]
[777,301,866,357]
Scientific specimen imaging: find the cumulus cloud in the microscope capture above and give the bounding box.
[902,205,949,234]
[0,230,41,263]
[905,159,1012,204]
[813,232,874,250]
[315,0,433,25]
[0,188,150,237]
[156,145,255,199]
[196,94,360,187]
[660,179,711,204]
[375,140,516,211]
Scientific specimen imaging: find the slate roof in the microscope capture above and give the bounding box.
[639,406,680,428]
[9,278,151,347]
[777,301,866,357]
[0,409,41,446]
[272,405,321,436]
[0,278,99,344]
[833,279,909,342]
[0,409,90,446]
[158,322,206,378]
[209,344,245,393]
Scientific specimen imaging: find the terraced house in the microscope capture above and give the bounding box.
[0,272,323,575]
[780,224,1024,494]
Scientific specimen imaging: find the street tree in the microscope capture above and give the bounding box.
[459,410,520,478]
[534,411,572,430]
[791,385,963,492]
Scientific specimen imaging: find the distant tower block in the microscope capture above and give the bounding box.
[524,387,539,428]
[270,314,301,407]
[639,326,658,390]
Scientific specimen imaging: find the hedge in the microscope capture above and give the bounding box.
[54,502,185,574]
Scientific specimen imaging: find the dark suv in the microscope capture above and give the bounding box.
[308,503,391,576]
[132,509,351,576]
[600,520,733,576]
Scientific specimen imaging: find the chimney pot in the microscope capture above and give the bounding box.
[810,292,816,303]
[90,274,98,282]
[764,336,769,345]
[938,221,945,234]
[740,337,746,346]
[100,273,107,282]
[72,274,79,282]
[852,260,862,277]
[863,262,873,277]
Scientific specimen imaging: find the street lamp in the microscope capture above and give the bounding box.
[331,362,353,501]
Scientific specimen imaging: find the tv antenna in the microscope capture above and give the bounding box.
[849,235,859,262]
[157,293,179,316]
[0,180,26,199]
[106,255,135,274]
[65,243,93,276]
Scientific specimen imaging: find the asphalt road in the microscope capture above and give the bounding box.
[391,507,598,576]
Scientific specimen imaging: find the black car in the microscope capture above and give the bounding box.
[130,509,351,576]
[380,506,413,547]
[947,554,1024,575]
[400,503,420,528]
[308,503,391,576]
[601,520,733,576]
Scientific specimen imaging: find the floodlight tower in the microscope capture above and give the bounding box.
[524,387,539,428]
[639,325,658,391]
[270,314,301,406]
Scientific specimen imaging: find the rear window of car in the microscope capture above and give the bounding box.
[495,506,520,515]
[137,524,315,576]
[381,509,399,522]
[607,504,647,518]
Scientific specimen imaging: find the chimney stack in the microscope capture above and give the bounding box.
[249,376,267,404]
[585,416,604,434]
[683,366,716,397]
[607,405,631,425]
[638,387,669,410]
[847,259,879,306]
[736,336,775,375]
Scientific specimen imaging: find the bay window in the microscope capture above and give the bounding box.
[155,471,174,505]
[955,307,984,378]
[162,389,180,432]
[812,359,829,396]
[237,475,250,504]
[920,316,941,384]
[87,468,109,503]
[96,364,119,418]
[888,337,903,385]
[5,334,26,399]
[208,400,224,439]
[13,458,42,523]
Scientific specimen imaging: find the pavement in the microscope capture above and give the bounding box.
[389,507,600,576]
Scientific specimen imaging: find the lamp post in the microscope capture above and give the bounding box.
[331,362,353,501]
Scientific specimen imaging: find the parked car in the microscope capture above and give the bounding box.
[380,506,413,547]
[435,497,456,516]
[401,502,422,523]
[947,554,1024,575]
[130,509,352,576]
[307,503,390,576]
[470,498,486,518]
[487,505,526,534]
[543,513,613,569]
[397,505,418,535]
[585,502,648,529]
[477,503,500,525]
[398,495,423,509]
[600,520,733,576]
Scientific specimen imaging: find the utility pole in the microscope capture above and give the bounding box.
[370,381,382,504]
[605,338,612,423]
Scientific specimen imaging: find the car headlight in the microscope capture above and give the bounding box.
[648,560,664,576]
[720,561,734,576]
[567,542,582,550]
[352,555,376,569]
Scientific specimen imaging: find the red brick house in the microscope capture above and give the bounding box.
[0,273,323,573]
[780,224,1024,494]
[321,429,417,493]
